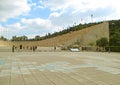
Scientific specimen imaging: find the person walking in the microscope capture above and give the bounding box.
[12,45,15,52]
[108,48,111,53]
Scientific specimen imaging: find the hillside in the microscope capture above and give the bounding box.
[0,22,109,49]
[34,22,109,47]
[1,19,120,49]
[11,22,102,41]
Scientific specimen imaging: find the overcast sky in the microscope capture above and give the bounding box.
[0,0,120,39]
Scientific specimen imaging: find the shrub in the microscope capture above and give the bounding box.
[105,46,120,52]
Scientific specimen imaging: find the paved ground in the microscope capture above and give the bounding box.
[0,52,120,85]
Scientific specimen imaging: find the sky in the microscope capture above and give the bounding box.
[0,0,120,39]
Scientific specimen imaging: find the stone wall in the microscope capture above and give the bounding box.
[72,22,109,46]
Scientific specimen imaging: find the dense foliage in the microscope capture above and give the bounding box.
[11,35,28,41]
[109,20,120,46]
[105,46,120,52]
[96,37,109,47]
[0,36,8,41]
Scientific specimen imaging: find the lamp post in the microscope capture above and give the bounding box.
[91,14,93,23]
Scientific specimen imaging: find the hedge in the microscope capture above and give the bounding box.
[105,46,120,52]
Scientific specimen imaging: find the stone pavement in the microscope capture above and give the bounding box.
[0,52,120,85]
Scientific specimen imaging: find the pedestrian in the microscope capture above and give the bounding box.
[33,46,35,52]
[54,46,56,51]
[12,45,15,52]
[108,48,111,53]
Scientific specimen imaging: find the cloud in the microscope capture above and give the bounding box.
[0,25,12,38]
[0,25,4,32]
[41,0,120,12]
[0,18,63,39]
[6,23,23,30]
[41,0,69,11]
[21,18,62,32]
[28,0,44,10]
[0,0,30,22]
[41,0,120,26]
[1,0,120,39]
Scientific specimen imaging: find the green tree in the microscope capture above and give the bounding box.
[96,37,109,51]
[96,37,109,47]
[35,35,40,41]
[11,35,28,41]
[0,36,8,41]
[21,35,28,41]
[110,32,120,46]
[109,20,120,46]
[11,36,17,41]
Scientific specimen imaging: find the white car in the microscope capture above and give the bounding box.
[70,48,79,52]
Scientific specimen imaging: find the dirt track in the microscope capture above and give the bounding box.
[0,52,120,85]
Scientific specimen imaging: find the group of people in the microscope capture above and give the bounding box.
[12,45,37,52]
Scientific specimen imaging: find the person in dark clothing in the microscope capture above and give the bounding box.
[54,46,56,51]
[20,44,22,49]
[12,45,15,52]
[108,48,111,53]
[33,46,35,52]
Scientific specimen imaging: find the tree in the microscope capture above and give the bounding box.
[109,20,120,46]
[21,35,28,41]
[11,35,28,41]
[35,35,40,41]
[110,32,120,46]
[0,36,8,41]
[96,37,109,47]
[11,36,17,41]
[96,37,109,51]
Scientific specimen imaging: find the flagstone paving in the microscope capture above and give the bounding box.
[0,52,120,85]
